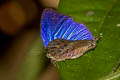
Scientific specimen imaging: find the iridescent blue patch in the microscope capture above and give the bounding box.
[41,8,94,47]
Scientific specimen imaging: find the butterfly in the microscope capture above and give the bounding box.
[41,8,99,65]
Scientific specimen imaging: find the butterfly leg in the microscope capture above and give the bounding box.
[51,60,59,69]
[63,60,67,65]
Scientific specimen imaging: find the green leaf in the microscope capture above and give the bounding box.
[57,0,120,80]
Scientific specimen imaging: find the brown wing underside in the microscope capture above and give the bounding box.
[47,39,91,56]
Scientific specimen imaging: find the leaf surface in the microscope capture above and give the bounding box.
[57,0,120,80]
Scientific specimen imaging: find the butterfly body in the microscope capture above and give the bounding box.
[41,8,99,65]
[46,37,99,62]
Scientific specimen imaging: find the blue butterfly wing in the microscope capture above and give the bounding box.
[41,9,94,47]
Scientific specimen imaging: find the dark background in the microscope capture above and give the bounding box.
[0,0,60,80]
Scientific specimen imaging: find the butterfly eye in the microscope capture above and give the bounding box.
[89,40,96,47]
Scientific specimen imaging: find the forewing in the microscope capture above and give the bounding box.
[41,8,94,47]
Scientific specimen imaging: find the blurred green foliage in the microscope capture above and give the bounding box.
[14,35,48,80]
